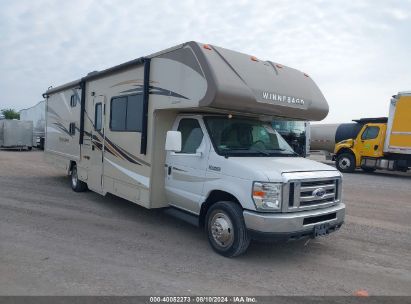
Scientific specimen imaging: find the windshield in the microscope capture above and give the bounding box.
[204,116,297,157]
[272,121,306,136]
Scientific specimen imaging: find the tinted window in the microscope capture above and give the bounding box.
[110,97,127,131]
[204,116,295,156]
[70,95,77,107]
[69,122,76,135]
[177,119,203,154]
[126,95,144,131]
[110,95,143,132]
[361,126,380,140]
[95,103,102,131]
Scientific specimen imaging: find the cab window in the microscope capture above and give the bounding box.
[177,119,203,154]
[361,126,380,140]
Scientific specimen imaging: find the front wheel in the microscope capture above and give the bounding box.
[336,153,356,173]
[206,201,250,257]
[71,165,88,192]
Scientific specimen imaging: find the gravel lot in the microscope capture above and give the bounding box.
[0,151,410,296]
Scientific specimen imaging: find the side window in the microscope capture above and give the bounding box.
[361,126,380,140]
[110,95,143,131]
[177,119,204,154]
[95,103,102,131]
[69,122,76,135]
[70,95,77,107]
[110,97,127,131]
[126,95,144,131]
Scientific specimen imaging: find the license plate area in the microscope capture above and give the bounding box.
[313,223,330,237]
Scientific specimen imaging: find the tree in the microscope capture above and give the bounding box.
[1,108,20,120]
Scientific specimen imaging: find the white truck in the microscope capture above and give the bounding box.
[43,41,345,257]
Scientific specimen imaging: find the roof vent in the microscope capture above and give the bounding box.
[87,70,99,76]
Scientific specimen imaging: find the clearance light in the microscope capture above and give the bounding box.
[304,73,310,77]
[250,56,258,62]
[203,44,212,50]
[276,64,283,69]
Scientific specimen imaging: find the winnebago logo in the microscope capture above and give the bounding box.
[261,92,305,105]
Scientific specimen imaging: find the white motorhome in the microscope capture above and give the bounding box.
[44,42,345,257]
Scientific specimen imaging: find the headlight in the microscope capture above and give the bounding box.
[252,182,282,211]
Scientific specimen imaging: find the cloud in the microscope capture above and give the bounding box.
[0,0,410,123]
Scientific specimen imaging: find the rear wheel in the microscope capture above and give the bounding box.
[71,165,87,192]
[206,201,250,257]
[336,153,356,173]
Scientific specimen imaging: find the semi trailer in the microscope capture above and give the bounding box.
[19,100,46,149]
[43,41,345,257]
[0,120,33,150]
[311,91,411,173]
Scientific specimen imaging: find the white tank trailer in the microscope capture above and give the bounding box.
[310,123,363,157]
[19,100,46,149]
[0,120,33,150]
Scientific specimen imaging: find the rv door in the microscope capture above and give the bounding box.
[88,95,106,192]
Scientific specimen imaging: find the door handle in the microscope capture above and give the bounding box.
[168,166,172,175]
[92,145,95,151]
[374,145,379,150]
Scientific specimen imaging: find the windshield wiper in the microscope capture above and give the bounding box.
[249,147,270,156]
[271,148,299,156]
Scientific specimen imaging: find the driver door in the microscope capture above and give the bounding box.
[357,124,385,158]
[165,117,209,214]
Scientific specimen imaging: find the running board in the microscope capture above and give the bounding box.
[163,206,199,227]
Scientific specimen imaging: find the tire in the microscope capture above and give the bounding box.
[71,165,87,192]
[336,153,356,173]
[205,201,251,257]
[361,166,376,173]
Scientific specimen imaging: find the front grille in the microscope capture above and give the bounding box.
[303,213,337,225]
[286,177,341,212]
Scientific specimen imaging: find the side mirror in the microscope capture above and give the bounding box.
[165,131,182,152]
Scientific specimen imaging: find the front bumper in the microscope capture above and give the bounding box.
[243,203,345,240]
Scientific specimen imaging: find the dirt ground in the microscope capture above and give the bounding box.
[0,151,410,295]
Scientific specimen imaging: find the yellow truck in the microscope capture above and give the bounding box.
[311,91,411,173]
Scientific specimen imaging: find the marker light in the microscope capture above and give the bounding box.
[251,56,258,62]
[276,64,283,69]
[203,44,212,50]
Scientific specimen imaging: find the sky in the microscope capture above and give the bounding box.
[0,0,410,123]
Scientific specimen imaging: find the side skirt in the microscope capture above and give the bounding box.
[163,206,200,227]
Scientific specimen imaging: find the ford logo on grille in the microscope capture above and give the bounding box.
[312,187,326,198]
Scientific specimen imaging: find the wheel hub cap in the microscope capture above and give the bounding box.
[340,158,350,169]
[210,213,234,248]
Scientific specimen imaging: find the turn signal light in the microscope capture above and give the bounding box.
[253,191,265,197]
